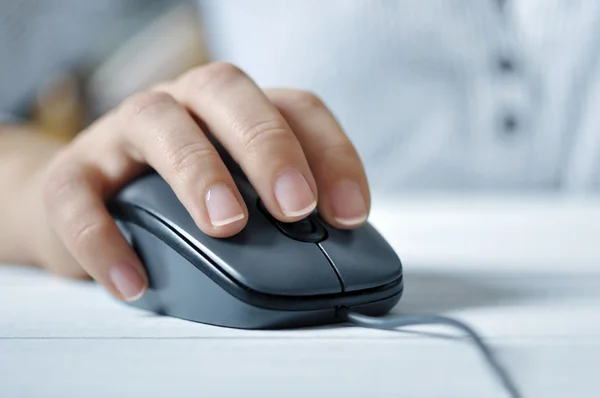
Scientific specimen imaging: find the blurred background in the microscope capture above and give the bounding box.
[0,0,206,139]
[2,0,600,194]
[1,3,599,397]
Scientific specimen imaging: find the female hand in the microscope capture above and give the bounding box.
[26,63,370,302]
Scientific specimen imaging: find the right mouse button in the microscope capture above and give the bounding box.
[318,222,403,292]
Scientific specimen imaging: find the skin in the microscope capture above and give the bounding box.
[0,62,371,302]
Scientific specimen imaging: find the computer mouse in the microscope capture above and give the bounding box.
[108,169,403,329]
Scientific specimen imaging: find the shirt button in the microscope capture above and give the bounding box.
[500,113,519,135]
[497,56,516,73]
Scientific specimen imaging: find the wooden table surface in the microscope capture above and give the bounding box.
[1,195,599,398]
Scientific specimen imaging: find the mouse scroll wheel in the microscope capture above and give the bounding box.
[257,199,326,243]
[286,218,316,234]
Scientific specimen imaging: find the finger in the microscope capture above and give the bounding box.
[116,90,248,237]
[42,159,148,301]
[163,62,318,222]
[23,166,88,279]
[266,89,370,228]
[36,230,88,280]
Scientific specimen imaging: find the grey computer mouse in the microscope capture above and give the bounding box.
[108,170,403,329]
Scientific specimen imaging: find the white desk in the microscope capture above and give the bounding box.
[1,195,600,398]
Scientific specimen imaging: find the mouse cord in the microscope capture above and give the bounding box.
[336,307,521,398]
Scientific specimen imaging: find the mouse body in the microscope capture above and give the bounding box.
[108,171,403,329]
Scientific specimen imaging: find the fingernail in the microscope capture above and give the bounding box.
[205,183,245,227]
[109,262,147,302]
[331,180,368,226]
[274,168,316,217]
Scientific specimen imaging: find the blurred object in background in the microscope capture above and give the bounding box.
[32,70,87,142]
[30,1,208,142]
[86,2,209,117]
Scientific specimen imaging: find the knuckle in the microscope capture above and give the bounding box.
[167,142,220,176]
[120,91,177,121]
[287,90,326,111]
[319,141,357,162]
[190,62,245,91]
[241,120,290,153]
[203,62,245,80]
[67,218,107,249]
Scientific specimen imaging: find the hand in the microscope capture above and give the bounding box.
[26,63,370,302]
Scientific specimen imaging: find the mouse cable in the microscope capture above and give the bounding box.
[336,307,521,398]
